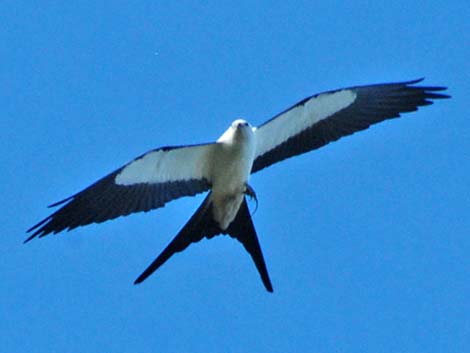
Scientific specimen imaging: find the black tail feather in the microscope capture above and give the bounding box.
[225,198,273,292]
[134,193,273,292]
[134,193,214,284]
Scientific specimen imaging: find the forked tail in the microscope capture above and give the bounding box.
[134,192,273,292]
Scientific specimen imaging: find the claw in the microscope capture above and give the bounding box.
[244,184,258,215]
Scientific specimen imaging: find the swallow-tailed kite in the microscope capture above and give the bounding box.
[26,79,449,292]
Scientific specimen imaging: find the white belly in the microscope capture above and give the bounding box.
[210,122,256,229]
[211,193,244,230]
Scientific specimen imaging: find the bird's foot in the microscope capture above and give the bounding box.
[244,184,258,214]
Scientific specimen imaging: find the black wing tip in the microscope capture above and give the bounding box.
[404,77,425,85]
[423,92,451,100]
[24,227,54,243]
[48,196,73,208]
[398,78,450,98]
[25,215,53,243]
[25,196,75,243]
[23,233,37,244]
[134,268,153,285]
[360,77,450,95]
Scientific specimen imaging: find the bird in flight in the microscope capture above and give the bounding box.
[26,78,449,292]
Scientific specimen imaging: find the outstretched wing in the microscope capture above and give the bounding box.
[252,78,450,173]
[134,194,273,292]
[26,143,216,242]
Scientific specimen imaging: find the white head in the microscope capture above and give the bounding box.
[217,119,254,143]
[231,119,251,129]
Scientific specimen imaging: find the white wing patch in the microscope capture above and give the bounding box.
[254,89,357,159]
[115,144,214,186]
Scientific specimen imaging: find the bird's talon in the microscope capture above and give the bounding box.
[245,184,258,214]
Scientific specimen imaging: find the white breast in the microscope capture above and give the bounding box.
[209,121,256,229]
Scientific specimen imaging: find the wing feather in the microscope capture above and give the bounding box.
[252,79,449,173]
[26,143,215,242]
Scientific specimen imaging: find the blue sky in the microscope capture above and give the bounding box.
[2,1,469,352]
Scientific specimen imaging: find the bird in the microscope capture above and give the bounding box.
[26,78,449,292]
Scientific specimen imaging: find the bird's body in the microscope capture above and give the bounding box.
[212,119,256,229]
[26,79,449,292]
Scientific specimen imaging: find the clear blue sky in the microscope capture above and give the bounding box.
[2,1,469,352]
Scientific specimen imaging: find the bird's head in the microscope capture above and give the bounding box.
[217,119,254,143]
[231,119,254,140]
[231,119,251,129]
